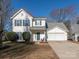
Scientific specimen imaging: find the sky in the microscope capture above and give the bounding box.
[11,0,79,17]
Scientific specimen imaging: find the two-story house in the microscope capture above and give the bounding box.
[11,9,46,42]
[11,9,68,42]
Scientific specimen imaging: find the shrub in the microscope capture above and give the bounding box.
[5,32,19,42]
[22,32,31,43]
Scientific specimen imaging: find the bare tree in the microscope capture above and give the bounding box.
[0,0,12,48]
[50,5,76,22]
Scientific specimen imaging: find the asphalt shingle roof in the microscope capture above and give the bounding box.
[71,24,79,33]
[47,22,69,32]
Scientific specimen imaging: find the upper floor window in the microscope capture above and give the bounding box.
[15,20,22,26]
[14,19,30,26]
[23,20,30,26]
[35,21,41,25]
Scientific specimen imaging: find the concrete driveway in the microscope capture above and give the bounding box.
[48,41,79,59]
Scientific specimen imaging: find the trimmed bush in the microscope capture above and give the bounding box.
[22,32,31,43]
[5,32,19,42]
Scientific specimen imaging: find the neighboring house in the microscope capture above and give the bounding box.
[71,24,79,41]
[11,9,68,42]
[70,16,79,41]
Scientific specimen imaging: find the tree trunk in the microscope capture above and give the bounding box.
[0,17,3,48]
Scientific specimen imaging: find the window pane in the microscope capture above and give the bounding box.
[17,20,20,26]
[40,21,41,25]
[35,21,37,25]
[15,20,16,26]
[20,20,22,26]
[23,20,25,26]
[27,20,30,26]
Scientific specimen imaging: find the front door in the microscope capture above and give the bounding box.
[37,32,40,41]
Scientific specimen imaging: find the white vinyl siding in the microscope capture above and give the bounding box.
[12,9,33,33]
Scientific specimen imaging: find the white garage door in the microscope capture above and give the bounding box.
[48,33,67,41]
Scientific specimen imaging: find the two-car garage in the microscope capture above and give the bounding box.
[48,33,67,41]
[47,23,68,41]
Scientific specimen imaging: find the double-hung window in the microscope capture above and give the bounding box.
[35,21,41,26]
[23,20,30,26]
[15,20,22,26]
[15,19,30,26]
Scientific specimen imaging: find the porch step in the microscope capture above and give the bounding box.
[17,40,25,42]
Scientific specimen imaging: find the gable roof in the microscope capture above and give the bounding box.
[11,9,33,19]
[47,22,69,32]
[71,24,79,33]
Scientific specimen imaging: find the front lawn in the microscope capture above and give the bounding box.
[0,43,59,59]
